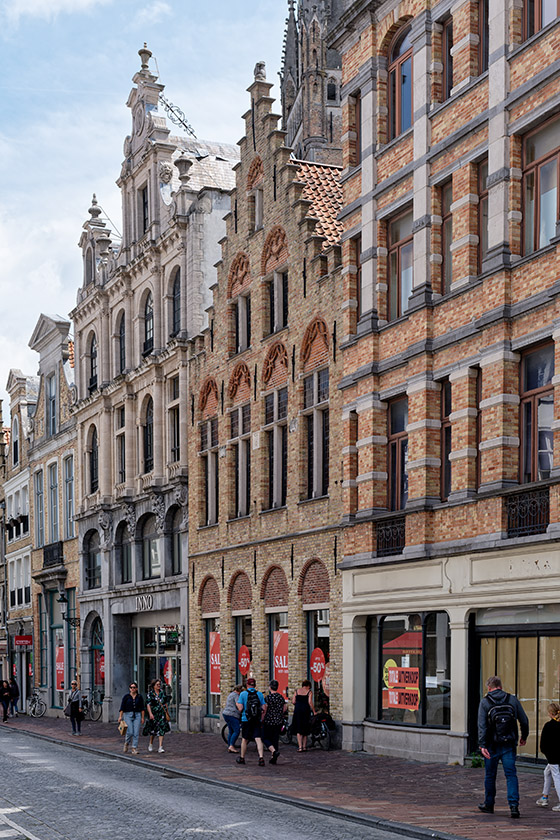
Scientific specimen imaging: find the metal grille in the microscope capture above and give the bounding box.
[43,541,63,568]
[506,487,549,538]
[377,516,406,557]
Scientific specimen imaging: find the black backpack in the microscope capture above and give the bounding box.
[487,693,517,743]
[245,690,261,722]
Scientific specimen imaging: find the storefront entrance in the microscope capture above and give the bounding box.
[134,625,181,723]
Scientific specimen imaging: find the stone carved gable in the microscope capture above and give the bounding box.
[263,342,288,386]
[247,156,264,191]
[228,362,251,402]
[261,226,288,275]
[199,378,219,417]
[228,252,251,298]
[301,317,329,370]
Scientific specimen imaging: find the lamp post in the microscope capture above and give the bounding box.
[56,593,80,628]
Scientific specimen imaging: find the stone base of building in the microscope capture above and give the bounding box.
[343,720,468,765]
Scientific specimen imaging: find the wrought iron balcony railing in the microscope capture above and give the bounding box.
[377,516,406,557]
[43,541,64,568]
[506,487,549,538]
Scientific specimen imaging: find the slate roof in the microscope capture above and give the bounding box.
[297,161,342,247]
[169,136,239,194]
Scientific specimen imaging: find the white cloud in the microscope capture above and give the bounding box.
[135,1,171,26]
[1,0,111,23]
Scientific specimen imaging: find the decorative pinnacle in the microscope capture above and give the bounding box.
[138,43,152,72]
[89,194,102,220]
[254,61,267,82]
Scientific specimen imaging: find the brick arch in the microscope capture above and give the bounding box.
[260,565,289,609]
[380,14,413,58]
[262,341,288,386]
[301,316,329,371]
[199,377,218,417]
[228,252,251,298]
[198,575,220,613]
[228,570,252,611]
[247,156,264,191]
[261,226,288,275]
[298,558,330,603]
[228,361,251,402]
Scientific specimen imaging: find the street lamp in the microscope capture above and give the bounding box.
[56,593,80,628]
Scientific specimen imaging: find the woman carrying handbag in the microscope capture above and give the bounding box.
[142,679,170,753]
[66,681,83,735]
[118,682,145,755]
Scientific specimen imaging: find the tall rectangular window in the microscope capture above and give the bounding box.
[479,0,489,72]
[117,433,126,484]
[233,294,251,354]
[523,115,560,255]
[353,236,362,318]
[441,381,452,501]
[303,369,329,499]
[442,182,453,293]
[264,387,288,509]
[35,470,44,548]
[524,0,559,39]
[140,185,149,235]
[353,91,362,165]
[48,463,58,544]
[442,18,453,100]
[521,344,554,483]
[64,456,74,539]
[388,398,408,511]
[231,403,251,518]
[200,417,219,525]
[267,272,288,334]
[46,374,57,436]
[388,210,413,321]
[478,160,489,271]
[170,406,180,463]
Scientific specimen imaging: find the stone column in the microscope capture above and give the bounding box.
[153,267,163,352]
[124,288,133,372]
[125,394,136,494]
[448,608,469,764]
[478,345,520,491]
[99,403,112,502]
[100,304,110,386]
[341,611,366,752]
[448,366,479,501]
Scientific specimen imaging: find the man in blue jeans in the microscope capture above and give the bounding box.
[478,675,529,819]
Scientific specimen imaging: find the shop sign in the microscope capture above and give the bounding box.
[385,664,420,710]
[163,658,172,686]
[135,594,153,612]
[55,645,64,690]
[310,647,326,683]
[210,631,220,694]
[238,644,251,676]
[387,687,420,710]
[14,635,32,647]
[273,630,289,695]
[387,666,419,688]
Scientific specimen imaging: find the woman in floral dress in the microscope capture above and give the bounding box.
[143,678,170,753]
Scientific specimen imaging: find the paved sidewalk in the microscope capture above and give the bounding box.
[2,714,560,840]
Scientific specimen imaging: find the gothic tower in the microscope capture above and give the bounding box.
[280,0,343,164]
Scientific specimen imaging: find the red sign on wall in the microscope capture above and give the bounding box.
[14,636,32,647]
[273,630,289,695]
[210,631,220,695]
[310,647,326,683]
[55,645,64,690]
[238,644,251,676]
[94,651,105,687]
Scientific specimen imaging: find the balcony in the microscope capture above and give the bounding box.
[376,515,406,558]
[43,541,64,568]
[506,487,549,538]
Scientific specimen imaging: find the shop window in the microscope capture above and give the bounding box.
[521,343,554,483]
[307,608,330,711]
[523,115,560,255]
[388,209,413,321]
[479,0,489,72]
[48,462,58,544]
[34,470,44,548]
[236,615,253,686]
[232,294,251,354]
[171,270,181,337]
[143,292,154,355]
[143,397,154,474]
[388,27,413,141]
[269,612,289,695]
[117,312,126,374]
[200,416,219,525]
[115,521,132,585]
[264,387,288,509]
[64,455,74,539]
[206,617,221,715]
[171,507,182,576]
[142,514,160,580]
[442,182,453,293]
[12,416,19,466]
[388,398,408,511]
[46,373,57,436]
[89,334,98,393]
[442,18,453,100]
[266,272,289,334]
[441,381,452,500]
[231,403,251,518]
[91,618,105,699]
[303,369,329,499]
[524,0,559,39]
[38,594,47,686]
[85,531,101,590]
[478,160,489,271]
[368,611,450,726]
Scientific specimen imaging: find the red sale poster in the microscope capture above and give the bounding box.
[273,630,289,695]
[210,631,220,694]
[55,645,64,690]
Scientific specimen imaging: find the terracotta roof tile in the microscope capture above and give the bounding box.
[68,340,75,369]
[297,161,343,248]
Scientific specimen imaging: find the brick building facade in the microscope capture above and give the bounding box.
[186,63,345,734]
[329,0,560,762]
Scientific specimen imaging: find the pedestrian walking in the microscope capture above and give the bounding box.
[0,681,10,722]
[118,681,145,755]
[477,674,529,819]
[222,684,242,753]
[291,679,315,752]
[143,679,170,753]
[67,680,83,735]
[236,677,266,766]
[262,679,287,764]
[536,701,560,810]
[8,678,19,717]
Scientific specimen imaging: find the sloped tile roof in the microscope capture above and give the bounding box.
[297,161,343,247]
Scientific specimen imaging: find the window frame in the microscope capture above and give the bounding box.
[264,386,288,510]
[440,380,452,501]
[230,402,251,518]
[89,334,98,393]
[232,293,251,355]
[388,26,413,141]
[90,427,99,494]
[118,312,126,374]
[388,209,413,321]
[520,343,554,484]
[522,114,560,256]
[302,369,330,500]
[171,271,181,337]
[387,398,409,512]
[64,455,74,539]
[523,0,560,39]
[46,373,57,437]
[143,397,154,474]
[353,91,362,166]
[171,508,182,576]
[12,416,19,466]
[85,531,101,590]
[442,17,454,101]
[34,470,44,548]
[142,514,161,580]
[479,0,489,73]
[266,271,289,335]
[200,416,219,526]
[143,292,154,355]
[478,159,489,272]
[48,462,59,544]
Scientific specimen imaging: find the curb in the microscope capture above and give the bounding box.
[2,724,467,840]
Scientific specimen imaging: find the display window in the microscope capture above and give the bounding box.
[235,615,252,685]
[307,608,330,711]
[205,618,221,716]
[269,612,288,696]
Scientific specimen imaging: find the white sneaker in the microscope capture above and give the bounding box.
[552,804,560,812]
[536,796,549,806]
[158,747,165,753]
[148,744,153,752]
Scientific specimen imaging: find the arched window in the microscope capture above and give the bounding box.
[143,293,154,355]
[142,514,160,579]
[118,313,126,374]
[171,507,182,575]
[143,398,153,474]
[115,521,132,584]
[85,247,94,285]
[85,531,101,589]
[12,416,19,466]
[90,427,99,494]
[171,271,181,337]
[388,26,412,141]
[89,334,98,393]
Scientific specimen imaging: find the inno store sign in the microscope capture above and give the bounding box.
[135,594,154,612]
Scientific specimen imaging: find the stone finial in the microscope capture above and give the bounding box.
[138,43,152,72]
[175,154,193,187]
[254,61,266,81]
[89,194,102,220]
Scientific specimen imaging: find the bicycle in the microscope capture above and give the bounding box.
[81,691,103,721]
[222,713,293,746]
[27,692,47,718]
[309,713,331,750]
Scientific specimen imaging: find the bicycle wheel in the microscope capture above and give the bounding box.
[279,724,293,745]
[89,700,103,721]
[35,699,47,717]
[315,723,330,751]
[221,723,229,744]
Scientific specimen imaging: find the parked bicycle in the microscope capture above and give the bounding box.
[81,690,103,721]
[27,692,47,718]
[221,711,292,746]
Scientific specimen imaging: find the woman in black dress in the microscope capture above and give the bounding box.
[291,679,315,752]
[0,681,10,722]
[143,679,170,753]
[262,680,287,764]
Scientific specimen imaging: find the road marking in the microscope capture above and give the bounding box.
[0,814,45,840]
[0,811,26,816]
[0,830,20,838]
[183,823,252,834]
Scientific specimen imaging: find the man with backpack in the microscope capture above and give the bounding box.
[236,677,266,766]
[477,675,529,819]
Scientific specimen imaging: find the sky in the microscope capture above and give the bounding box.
[0,0,288,414]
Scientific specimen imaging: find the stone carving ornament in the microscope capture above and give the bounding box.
[152,494,166,534]
[159,161,174,183]
[99,510,113,550]
[124,503,136,536]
